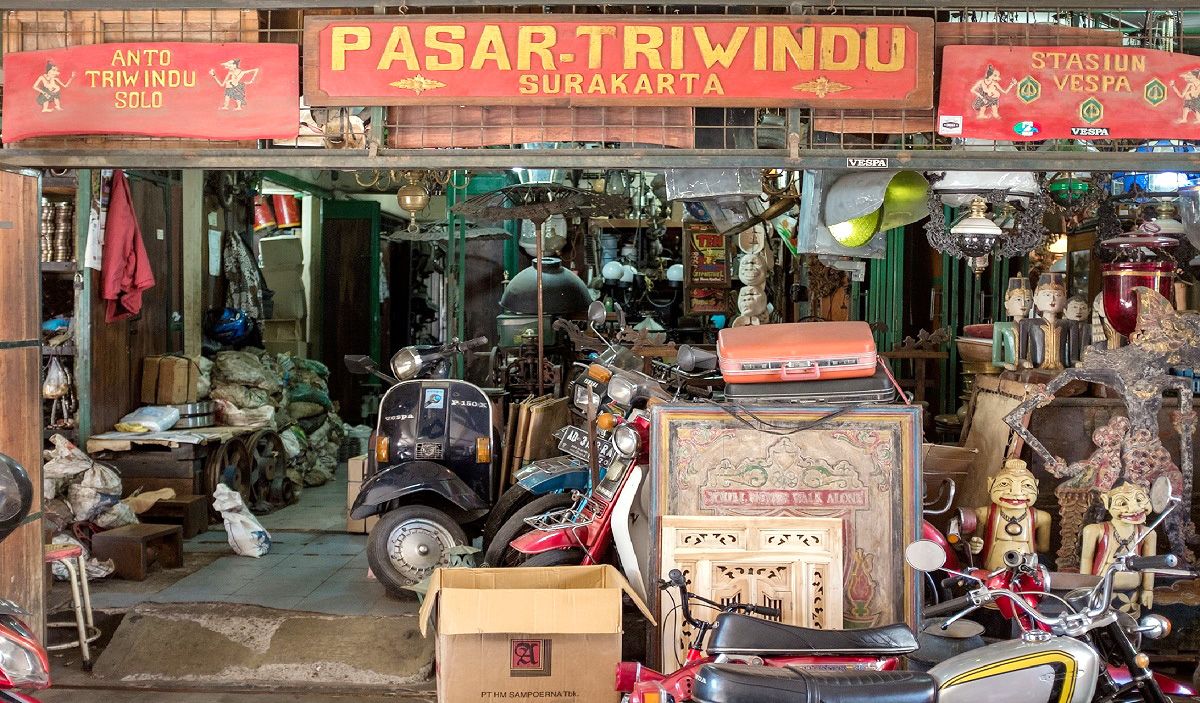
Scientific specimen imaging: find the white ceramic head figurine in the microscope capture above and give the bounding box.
[737,285,767,317]
[738,253,767,287]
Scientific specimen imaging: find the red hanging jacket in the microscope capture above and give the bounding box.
[100,170,156,322]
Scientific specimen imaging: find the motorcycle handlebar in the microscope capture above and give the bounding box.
[1126,554,1179,571]
[460,336,488,351]
[925,595,973,617]
[742,605,781,618]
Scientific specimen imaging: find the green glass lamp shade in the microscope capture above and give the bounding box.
[499,257,593,316]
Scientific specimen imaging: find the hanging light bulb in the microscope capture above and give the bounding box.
[601,260,625,282]
[950,197,1003,258]
[396,171,431,233]
[666,264,685,284]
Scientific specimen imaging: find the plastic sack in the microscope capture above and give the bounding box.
[280,426,306,458]
[214,351,282,392]
[115,406,180,433]
[123,488,176,514]
[211,383,273,409]
[49,534,115,582]
[196,356,215,399]
[67,462,123,522]
[95,501,138,529]
[294,358,330,377]
[212,484,272,557]
[288,401,325,419]
[213,399,275,428]
[43,357,69,399]
[287,385,332,410]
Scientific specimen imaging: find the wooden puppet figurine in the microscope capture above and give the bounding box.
[1064,295,1093,367]
[968,459,1053,570]
[1018,272,1068,371]
[1079,481,1157,609]
[994,276,1033,367]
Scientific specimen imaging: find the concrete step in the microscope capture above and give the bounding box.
[91,602,433,690]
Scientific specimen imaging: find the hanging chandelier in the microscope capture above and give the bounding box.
[924,173,1050,266]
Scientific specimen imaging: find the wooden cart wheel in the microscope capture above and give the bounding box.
[203,436,253,520]
[246,430,286,507]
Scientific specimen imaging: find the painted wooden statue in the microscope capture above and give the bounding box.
[994,276,1032,367]
[1017,272,1068,371]
[968,459,1053,570]
[1079,481,1157,610]
[1064,295,1093,367]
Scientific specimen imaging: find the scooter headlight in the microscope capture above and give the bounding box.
[573,383,601,411]
[390,348,423,381]
[608,376,636,407]
[613,424,641,458]
[0,619,50,690]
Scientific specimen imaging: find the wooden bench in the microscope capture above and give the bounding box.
[91,524,184,581]
[139,495,209,539]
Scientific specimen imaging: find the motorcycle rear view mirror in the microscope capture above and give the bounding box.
[677,345,718,373]
[0,453,33,546]
[1150,476,1178,514]
[344,355,376,375]
[587,301,607,326]
[905,540,947,573]
[613,303,627,331]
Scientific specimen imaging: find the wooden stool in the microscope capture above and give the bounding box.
[91,524,184,581]
[44,544,100,671]
[140,495,209,539]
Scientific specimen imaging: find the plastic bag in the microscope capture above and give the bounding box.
[49,534,115,582]
[196,356,215,399]
[43,357,69,399]
[211,383,273,409]
[213,399,275,428]
[287,401,325,419]
[280,426,306,458]
[115,406,180,433]
[67,462,123,522]
[212,484,271,557]
[95,501,138,529]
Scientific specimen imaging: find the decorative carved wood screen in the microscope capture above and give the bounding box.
[660,516,844,666]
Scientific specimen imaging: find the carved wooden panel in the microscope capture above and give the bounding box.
[660,516,843,666]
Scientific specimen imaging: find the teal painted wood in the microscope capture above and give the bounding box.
[325,199,382,363]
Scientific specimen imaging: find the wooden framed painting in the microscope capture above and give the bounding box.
[650,404,923,632]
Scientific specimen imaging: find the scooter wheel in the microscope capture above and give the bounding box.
[483,492,576,567]
[367,506,468,595]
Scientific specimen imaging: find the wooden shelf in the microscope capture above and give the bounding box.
[41,176,77,197]
[40,261,76,273]
[42,345,76,357]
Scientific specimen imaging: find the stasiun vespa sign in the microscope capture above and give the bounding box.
[303,15,934,109]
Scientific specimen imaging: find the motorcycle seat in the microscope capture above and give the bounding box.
[693,664,938,703]
[707,613,918,656]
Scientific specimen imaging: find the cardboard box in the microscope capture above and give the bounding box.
[346,515,379,534]
[141,355,199,405]
[262,264,304,291]
[348,454,367,483]
[419,566,653,703]
[263,319,305,343]
[264,341,308,357]
[271,287,307,319]
[259,234,304,267]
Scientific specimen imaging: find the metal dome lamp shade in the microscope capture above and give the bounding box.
[499,258,592,316]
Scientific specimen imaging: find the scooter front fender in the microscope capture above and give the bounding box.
[514,456,590,494]
[350,461,487,520]
[510,525,588,555]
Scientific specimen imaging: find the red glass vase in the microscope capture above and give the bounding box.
[1102,260,1173,337]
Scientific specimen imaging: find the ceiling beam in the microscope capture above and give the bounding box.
[10,0,1200,10]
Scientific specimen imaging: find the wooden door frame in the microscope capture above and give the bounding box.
[322,199,381,363]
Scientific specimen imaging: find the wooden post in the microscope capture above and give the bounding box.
[181,170,204,357]
[0,170,46,637]
[74,170,93,444]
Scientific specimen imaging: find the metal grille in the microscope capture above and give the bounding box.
[1,4,1199,170]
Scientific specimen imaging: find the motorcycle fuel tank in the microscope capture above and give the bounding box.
[374,379,496,504]
[930,636,1098,703]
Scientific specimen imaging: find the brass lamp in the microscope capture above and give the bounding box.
[396,171,431,233]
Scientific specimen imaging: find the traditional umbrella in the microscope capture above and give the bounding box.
[451,183,628,393]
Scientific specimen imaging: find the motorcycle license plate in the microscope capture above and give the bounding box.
[555,426,617,466]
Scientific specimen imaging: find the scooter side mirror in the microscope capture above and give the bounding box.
[344,354,377,375]
[587,301,607,326]
[1150,476,1178,514]
[0,453,33,546]
[677,345,718,373]
[613,303,626,331]
[905,540,948,573]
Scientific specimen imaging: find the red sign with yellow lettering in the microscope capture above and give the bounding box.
[2,42,299,143]
[937,45,1200,141]
[303,15,933,108]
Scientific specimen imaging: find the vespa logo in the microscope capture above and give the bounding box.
[509,638,552,677]
[1017,76,1041,104]
[1079,97,1104,125]
[1144,78,1168,107]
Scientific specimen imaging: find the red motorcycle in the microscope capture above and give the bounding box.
[0,453,51,703]
[617,569,915,703]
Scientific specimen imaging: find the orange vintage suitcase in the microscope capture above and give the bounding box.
[717,321,877,384]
